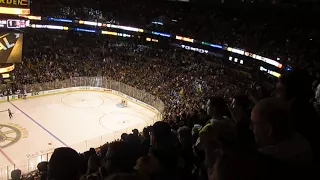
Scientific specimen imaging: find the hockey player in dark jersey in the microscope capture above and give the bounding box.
[8,109,13,119]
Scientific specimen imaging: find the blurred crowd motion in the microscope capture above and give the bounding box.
[4,0,320,180]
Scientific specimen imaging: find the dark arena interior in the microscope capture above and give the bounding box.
[0,0,319,179]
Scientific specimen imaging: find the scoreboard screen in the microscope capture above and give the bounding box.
[0,33,23,63]
[0,0,30,15]
[0,19,30,28]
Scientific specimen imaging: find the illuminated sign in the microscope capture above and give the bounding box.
[245,51,283,68]
[0,19,30,28]
[181,45,208,54]
[19,15,41,20]
[227,47,245,55]
[0,33,23,63]
[0,6,30,15]
[74,28,96,33]
[201,42,223,49]
[107,24,143,32]
[0,64,15,73]
[30,24,69,30]
[0,0,29,6]
[101,31,118,36]
[146,37,158,42]
[101,31,131,37]
[152,31,171,38]
[48,17,73,23]
[0,0,30,15]
[176,36,194,43]
[229,56,244,65]
[79,20,102,27]
[2,73,10,78]
[260,66,281,78]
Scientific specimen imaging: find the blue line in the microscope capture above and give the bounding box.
[9,102,69,147]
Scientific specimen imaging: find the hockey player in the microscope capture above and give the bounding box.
[8,109,13,119]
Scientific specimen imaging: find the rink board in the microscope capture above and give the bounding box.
[0,87,160,176]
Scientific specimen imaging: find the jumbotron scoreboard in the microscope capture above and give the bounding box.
[0,0,27,84]
[0,0,30,15]
[0,32,23,84]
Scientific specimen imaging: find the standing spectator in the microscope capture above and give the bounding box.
[206,97,232,123]
[229,94,254,147]
[276,70,320,160]
[141,127,151,156]
[177,126,195,173]
[251,97,313,165]
[150,121,183,179]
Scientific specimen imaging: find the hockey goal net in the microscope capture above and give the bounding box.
[120,99,128,107]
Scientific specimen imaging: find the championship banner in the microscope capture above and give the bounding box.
[0,33,23,63]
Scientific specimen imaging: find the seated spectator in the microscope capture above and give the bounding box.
[132,129,140,137]
[134,154,162,180]
[103,141,138,177]
[11,169,21,180]
[48,147,81,180]
[106,173,138,180]
[80,155,101,180]
[37,161,49,180]
[120,133,128,142]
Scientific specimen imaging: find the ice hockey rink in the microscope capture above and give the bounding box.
[0,91,158,174]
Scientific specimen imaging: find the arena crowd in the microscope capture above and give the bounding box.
[4,0,320,180]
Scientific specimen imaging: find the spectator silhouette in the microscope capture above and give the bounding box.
[150,121,183,179]
[206,96,232,123]
[37,161,49,180]
[48,147,81,180]
[11,169,21,180]
[276,70,320,161]
[251,97,312,164]
[229,94,255,147]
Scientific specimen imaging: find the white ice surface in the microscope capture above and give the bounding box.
[0,91,156,171]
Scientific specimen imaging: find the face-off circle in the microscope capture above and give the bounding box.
[61,93,104,108]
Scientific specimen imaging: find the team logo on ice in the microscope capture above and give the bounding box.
[0,123,28,148]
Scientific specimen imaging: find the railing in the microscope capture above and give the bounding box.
[0,76,164,180]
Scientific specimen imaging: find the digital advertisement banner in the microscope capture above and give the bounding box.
[0,33,23,63]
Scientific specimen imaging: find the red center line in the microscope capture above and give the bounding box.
[0,147,15,165]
